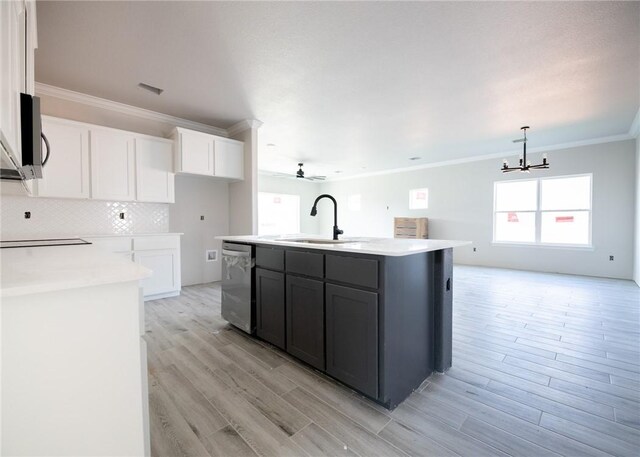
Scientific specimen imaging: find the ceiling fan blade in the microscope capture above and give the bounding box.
[512,138,527,143]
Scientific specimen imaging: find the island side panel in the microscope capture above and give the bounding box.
[381,251,435,409]
[434,248,453,372]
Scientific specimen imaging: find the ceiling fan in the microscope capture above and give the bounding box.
[296,163,326,181]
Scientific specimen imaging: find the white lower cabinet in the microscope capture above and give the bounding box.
[134,249,180,298]
[84,235,181,300]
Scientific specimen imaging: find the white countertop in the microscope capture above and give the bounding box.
[217,235,471,257]
[1,244,152,298]
[0,233,183,241]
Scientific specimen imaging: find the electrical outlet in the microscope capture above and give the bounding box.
[206,250,218,262]
[609,255,614,261]
[24,211,31,219]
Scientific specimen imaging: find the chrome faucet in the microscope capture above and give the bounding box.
[310,194,343,240]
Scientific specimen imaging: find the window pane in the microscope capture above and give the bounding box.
[541,211,590,245]
[495,211,536,243]
[541,175,591,210]
[495,180,537,211]
[409,188,428,209]
[258,192,300,236]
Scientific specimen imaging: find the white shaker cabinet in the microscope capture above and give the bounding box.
[214,137,244,180]
[173,127,214,176]
[135,137,175,203]
[90,128,136,201]
[35,117,90,199]
[134,250,180,297]
[172,127,244,180]
[133,235,181,299]
[0,0,29,164]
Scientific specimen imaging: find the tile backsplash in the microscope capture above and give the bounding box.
[0,196,169,239]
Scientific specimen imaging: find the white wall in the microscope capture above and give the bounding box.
[169,175,229,285]
[257,175,322,234]
[634,137,640,285]
[319,140,636,280]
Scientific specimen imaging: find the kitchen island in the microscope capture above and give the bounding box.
[218,235,469,409]
[1,243,151,456]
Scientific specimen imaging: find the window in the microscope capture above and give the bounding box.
[347,194,361,211]
[409,188,429,210]
[258,192,300,236]
[493,174,591,246]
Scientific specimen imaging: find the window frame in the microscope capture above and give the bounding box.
[492,173,593,249]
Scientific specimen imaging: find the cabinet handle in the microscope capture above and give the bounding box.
[446,278,451,291]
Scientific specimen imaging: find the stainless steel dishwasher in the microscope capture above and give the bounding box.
[221,242,255,334]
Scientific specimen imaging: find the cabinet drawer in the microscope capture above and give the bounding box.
[85,237,133,253]
[256,246,284,270]
[326,255,378,289]
[133,236,179,251]
[286,250,323,278]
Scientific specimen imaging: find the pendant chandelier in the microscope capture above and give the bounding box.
[501,126,549,173]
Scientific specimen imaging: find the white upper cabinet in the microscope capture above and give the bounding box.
[214,138,244,180]
[90,128,136,201]
[36,118,90,199]
[0,0,28,163]
[173,128,214,176]
[173,127,244,180]
[135,137,174,203]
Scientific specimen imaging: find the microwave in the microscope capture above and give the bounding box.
[0,93,49,181]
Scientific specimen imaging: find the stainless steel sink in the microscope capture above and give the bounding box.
[275,238,355,244]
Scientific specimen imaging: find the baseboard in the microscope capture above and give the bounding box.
[143,290,180,301]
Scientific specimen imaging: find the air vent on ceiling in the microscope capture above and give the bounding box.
[138,82,164,95]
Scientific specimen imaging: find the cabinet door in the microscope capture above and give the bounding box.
[36,119,90,198]
[326,284,378,398]
[255,268,285,349]
[179,131,213,175]
[134,249,180,297]
[0,0,26,161]
[214,138,243,180]
[135,137,175,203]
[90,129,136,201]
[286,275,324,370]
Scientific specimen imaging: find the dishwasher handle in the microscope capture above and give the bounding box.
[222,249,251,258]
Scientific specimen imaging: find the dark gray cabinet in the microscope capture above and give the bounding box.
[244,242,453,410]
[286,275,325,370]
[326,284,379,398]
[255,268,285,349]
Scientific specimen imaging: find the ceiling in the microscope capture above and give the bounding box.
[36,1,640,178]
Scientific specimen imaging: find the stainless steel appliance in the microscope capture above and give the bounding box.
[0,93,50,181]
[221,242,255,334]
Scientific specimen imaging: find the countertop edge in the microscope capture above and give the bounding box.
[216,235,471,256]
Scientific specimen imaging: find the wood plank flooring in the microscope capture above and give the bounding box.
[144,266,640,456]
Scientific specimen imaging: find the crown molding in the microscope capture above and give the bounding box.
[629,107,640,138]
[35,82,229,137]
[228,119,263,136]
[323,133,634,182]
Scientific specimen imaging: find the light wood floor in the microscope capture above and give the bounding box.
[144,266,640,457]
